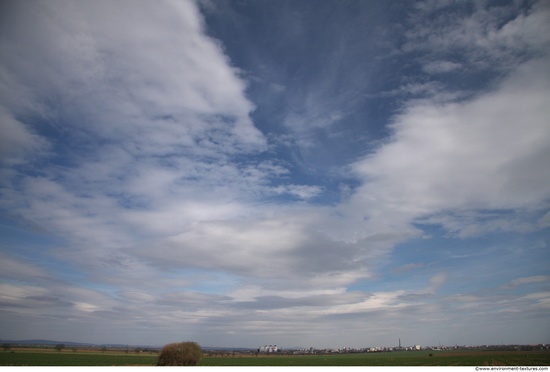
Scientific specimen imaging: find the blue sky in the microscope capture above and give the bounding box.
[0,0,549,349]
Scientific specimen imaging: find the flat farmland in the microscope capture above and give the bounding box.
[0,348,158,366]
[201,350,550,366]
[1,348,549,366]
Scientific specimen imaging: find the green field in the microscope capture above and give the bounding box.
[201,351,550,366]
[1,349,549,366]
[0,350,158,366]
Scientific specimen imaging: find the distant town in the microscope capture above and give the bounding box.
[249,343,549,356]
[2,339,548,356]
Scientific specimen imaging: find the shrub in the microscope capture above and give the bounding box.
[157,342,202,366]
[54,344,65,352]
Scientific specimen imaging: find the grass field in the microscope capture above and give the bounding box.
[1,349,549,366]
[201,351,550,366]
[0,349,158,366]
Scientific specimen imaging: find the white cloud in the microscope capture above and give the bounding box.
[423,60,462,74]
[0,0,266,156]
[0,283,50,309]
[503,275,550,289]
[73,302,100,313]
[133,213,335,280]
[271,184,324,200]
[417,210,540,238]
[404,0,550,73]
[0,252,52,282]
[0,108,49,166]
[428,272,448,292]
[0,1,299,307]
[351,55,550,236]
[0,0,283,243]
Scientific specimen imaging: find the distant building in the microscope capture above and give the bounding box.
[258,344,278,353]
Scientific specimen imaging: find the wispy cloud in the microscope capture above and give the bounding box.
[503,275,550,289]
[403,0,550,73]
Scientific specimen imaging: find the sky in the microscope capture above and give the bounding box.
[0,0,549,349]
